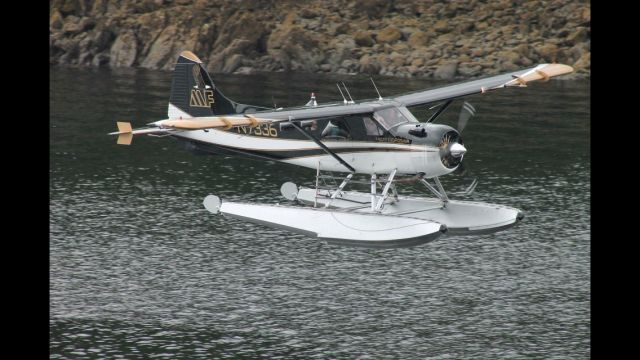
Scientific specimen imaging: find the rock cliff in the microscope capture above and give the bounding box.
[50,0,590,79]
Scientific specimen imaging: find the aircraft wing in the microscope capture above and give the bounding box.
[392,64,574,107]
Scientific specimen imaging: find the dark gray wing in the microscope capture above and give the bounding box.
[393,64,574,107]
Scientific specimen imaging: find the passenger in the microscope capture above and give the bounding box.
[322,120,350,139]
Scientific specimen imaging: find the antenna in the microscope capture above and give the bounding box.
[370,77,383,101]
[336,83,348,105]
[341,82,355,104]
[305,92,318,107]
[272,95,277,109]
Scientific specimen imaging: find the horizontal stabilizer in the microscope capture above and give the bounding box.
[117,133,133,145]
[115,121,133,145]
[108,122,173,145]
[117,121,132,134]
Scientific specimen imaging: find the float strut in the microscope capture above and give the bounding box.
[375,169,397,211]
[325,173,353,208]
[371,174,377,211]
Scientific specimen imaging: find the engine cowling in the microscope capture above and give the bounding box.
[395,123,466,170]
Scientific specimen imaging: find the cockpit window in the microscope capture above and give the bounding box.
[373,108,411,130]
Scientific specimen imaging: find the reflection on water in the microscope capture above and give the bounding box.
[51,67,589,358]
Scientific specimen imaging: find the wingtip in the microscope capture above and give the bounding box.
[564,64,575,74]
[552,63,574,74]
[540,63,575,76]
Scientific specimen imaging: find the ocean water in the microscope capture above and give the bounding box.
[50,67,589,358]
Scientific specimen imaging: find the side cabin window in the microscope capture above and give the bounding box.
[320,115,385,141]
[364,117,384,136]
[373,107,413,130]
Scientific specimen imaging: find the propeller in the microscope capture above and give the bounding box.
[436,101,475,163]
[426,100,478,196]
[454,101,478,195]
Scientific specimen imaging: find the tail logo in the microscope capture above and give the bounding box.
[190,89,215,107]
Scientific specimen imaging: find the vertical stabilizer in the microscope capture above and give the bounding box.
[168,51,260,118]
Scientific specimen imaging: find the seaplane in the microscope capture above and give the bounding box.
[110,51,573,248]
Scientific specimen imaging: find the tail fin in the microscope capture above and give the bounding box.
[168,51,264,118]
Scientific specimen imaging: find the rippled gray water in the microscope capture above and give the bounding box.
[50,67,589,358]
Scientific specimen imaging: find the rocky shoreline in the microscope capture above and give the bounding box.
[50,0,590,80]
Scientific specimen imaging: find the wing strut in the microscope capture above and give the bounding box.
[426,100,453,123]
[288,121,356,173]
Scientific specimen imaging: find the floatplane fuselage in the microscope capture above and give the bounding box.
[168,101,464,177]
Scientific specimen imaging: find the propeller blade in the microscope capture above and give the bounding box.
[452,161,478,196]
[454,160,468,177]
[457,101,476,133]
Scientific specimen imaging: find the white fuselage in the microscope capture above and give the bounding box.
[175,128,454,177]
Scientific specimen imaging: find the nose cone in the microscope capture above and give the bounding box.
[450,143,467,157]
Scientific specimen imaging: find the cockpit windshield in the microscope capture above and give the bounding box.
[373,107,417,130]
